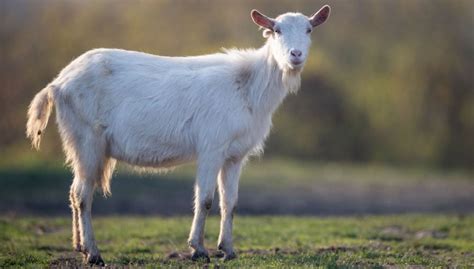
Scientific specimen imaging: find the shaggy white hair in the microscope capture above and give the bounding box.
[26,5,331,265]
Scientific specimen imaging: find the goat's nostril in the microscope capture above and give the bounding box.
[290,49,302,57]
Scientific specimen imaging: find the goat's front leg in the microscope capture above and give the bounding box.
[217,158,243,261]
[188,156,223,262]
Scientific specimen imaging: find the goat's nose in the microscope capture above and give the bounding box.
[290,49,302,57]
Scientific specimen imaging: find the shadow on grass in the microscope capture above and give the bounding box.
[0,169,194,215]
[1,167,474,215]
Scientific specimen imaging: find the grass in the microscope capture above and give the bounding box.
[0,159,473,266]
[1,215,473,267]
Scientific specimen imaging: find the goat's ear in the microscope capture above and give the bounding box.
[251,9,275,30]
[262,29,273,38]
[309,5,331,28]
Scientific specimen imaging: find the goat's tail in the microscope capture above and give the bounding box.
[26,84,55,150]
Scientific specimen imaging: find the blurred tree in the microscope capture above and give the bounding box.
[1,0,473,169]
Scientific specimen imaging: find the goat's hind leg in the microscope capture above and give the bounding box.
[71,176,104,266]
[69,187,81,252]
[68,136,111,266]
[55,87,112,265]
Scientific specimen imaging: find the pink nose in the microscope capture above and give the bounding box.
[290,49,302,57]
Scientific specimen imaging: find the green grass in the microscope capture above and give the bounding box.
[1,215,473,267]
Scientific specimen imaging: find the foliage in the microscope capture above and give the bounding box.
[1,0,473,168]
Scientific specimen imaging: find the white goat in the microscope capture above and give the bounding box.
[26,6,330,265]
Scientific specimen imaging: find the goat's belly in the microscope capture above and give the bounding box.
[108,136,195,168]
[110,148,195,168]
[114,153,194,168]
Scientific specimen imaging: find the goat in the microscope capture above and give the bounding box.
[26,6,330,265]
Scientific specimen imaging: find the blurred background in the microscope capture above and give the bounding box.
[1,0,473,216]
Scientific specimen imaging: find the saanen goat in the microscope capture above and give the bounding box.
[26,6,330,265]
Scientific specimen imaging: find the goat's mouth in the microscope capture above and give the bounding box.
[288,60,304,69]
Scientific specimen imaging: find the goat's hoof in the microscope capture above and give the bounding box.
[218,243,236,261]
[223,252,237,261]
[74,245,82,253]
[191,251,210,263]
[86,254,105,267]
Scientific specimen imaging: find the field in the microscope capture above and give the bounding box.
[1,215,473,267]
[1,160,473,267]
[2,1,474,267]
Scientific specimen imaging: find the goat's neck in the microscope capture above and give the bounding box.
[246,43,301,117]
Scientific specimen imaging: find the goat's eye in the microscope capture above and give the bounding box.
[274,29,281,35]
[306,28,312,34]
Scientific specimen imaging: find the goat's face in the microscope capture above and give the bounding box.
[251,5,330,71]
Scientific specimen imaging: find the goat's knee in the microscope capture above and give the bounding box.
[221,201,237,215]
[203,198,213,211]
[71,180,94,207]
[194,193,214,212]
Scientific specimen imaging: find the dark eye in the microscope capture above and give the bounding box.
[306,28,312,34]
[274,29,281,35]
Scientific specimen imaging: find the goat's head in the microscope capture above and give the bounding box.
[251,5,330,71]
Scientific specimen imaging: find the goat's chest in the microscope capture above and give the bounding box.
[226,113,272,159]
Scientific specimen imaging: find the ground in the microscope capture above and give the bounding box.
[1,215,473,267]
[1,159,473,267]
